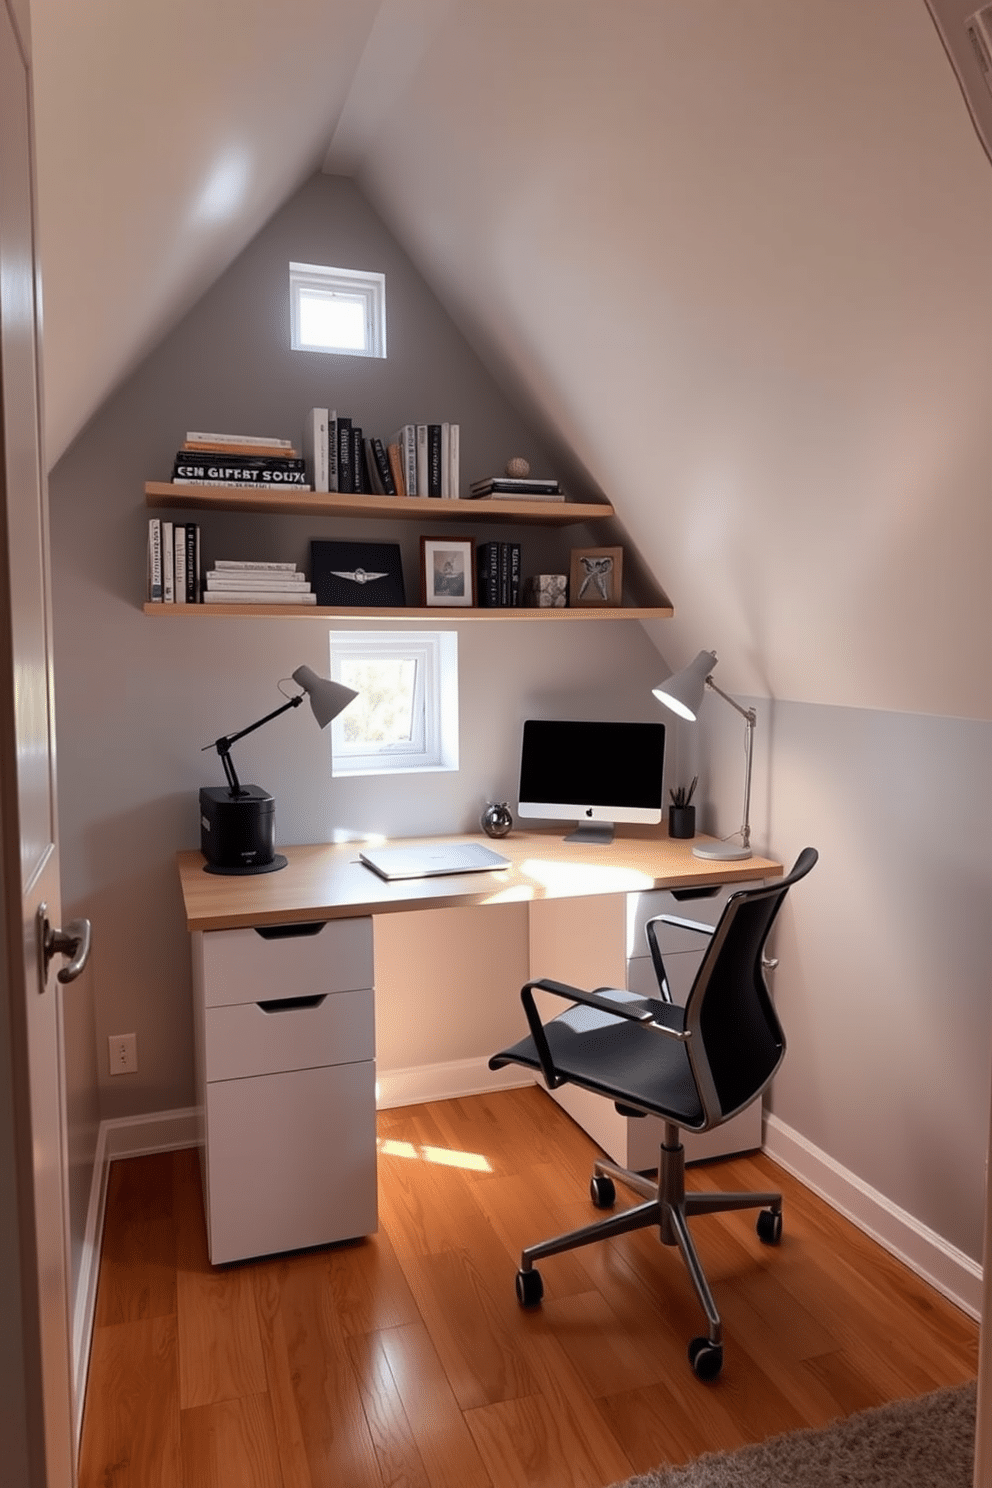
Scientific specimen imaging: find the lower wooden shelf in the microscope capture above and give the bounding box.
[143,602,673,620]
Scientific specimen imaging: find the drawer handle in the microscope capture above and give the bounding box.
[257,994,327,1013]
[670,886,720,902]
[254,921,325,940]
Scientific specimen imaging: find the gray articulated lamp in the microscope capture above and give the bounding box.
[199,665,358,875]
[652,650,756,861]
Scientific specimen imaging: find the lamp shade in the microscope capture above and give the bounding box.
[291,665,358,729]
[652,650,717,722]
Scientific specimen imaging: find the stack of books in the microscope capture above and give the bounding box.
[465,475,564,502]
[147,519,201,603]
[172,431,310,490]
[476,541,521,607]
[203,561,316,605]
[304,410,460,498]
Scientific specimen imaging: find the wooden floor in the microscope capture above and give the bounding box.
[78,1086,979,1488]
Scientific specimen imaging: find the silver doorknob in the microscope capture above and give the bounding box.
[38,904,92,985]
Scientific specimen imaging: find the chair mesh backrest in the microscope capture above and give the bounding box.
[683,851,815,1121]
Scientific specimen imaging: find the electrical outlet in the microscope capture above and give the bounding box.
[108,1033,137,1075]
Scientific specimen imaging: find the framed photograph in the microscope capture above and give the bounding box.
[311,540,406,607]
[569,546,623,607]
[420,537,475,607]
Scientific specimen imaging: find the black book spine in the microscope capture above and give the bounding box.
[476,542,500,607]
[427,424,442,498]
[185,523,199,602]
[498,543,509,606]
[336,417,353,494]
[351,427,368,492]
[370,437,396,495]
[173,455,307,483]
[508,541,521,606]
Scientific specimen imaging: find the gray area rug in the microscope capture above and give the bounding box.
[610,1380,976,1488]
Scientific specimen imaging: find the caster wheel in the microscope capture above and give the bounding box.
[590,1174,616,1209]
[757,1208,782,1245]
[515,1268,544,1307]
[688,1336,723,1381]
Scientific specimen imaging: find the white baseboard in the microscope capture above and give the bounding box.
[73,1107,201,1449]
[764,1112,982,1321]
[376,1056,529,1109]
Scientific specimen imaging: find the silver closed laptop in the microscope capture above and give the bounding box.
[359,842,512,881]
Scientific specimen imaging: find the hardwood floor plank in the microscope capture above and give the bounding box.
[78,1315,181,1488]
[180,1394,285,1488]
[78,1100,979,1488]
[359,1321,493,1488]
[94,1152,177,1326]
[255,1252,383,1488]
[464,1331,634,1488]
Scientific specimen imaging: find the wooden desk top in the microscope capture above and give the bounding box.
[177,829,782,932]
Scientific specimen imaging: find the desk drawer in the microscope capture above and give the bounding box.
[626,884,740,959]
[203,1061,378,1263]
[200,917,373,1008]
[204,988,373,1081]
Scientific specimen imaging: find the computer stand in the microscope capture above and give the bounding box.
[564,822,615,844]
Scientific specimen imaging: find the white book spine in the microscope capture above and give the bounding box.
[415,424,428,498]
[440,423,450,498]
[213,559,298,571]
[185,430,292,448]
[173,524,187,605]
[203,586,319,598]
[162,520,175,602]
[447,422,460,499]
[147,519,162,601]
[303,408,329,493]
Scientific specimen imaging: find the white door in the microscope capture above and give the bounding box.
[1,3,87,1484]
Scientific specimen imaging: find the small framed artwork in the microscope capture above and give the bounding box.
[311,540,406,607]
[421,536,475,607]
[569,546,623,607]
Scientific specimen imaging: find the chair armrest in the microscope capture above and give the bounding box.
[647,914,716,937]
[520,979,688,1091]
[644,914,715,1002]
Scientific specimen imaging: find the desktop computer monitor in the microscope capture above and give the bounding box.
[517,718,666,843]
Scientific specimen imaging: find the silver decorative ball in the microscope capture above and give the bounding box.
[505,457,530,479]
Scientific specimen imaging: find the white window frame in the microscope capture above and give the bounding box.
[329,630,458,776]
[290,261,386,358]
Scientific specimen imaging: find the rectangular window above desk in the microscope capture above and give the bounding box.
[329,629,458,775]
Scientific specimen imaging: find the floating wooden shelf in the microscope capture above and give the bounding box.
[143,482,674,619]
[145,482,615,526]
[143,602,672,620]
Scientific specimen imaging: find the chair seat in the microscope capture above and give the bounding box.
[492,992,705,1128]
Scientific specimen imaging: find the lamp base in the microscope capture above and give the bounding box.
[203,854,288,876]
[692,839,752,861]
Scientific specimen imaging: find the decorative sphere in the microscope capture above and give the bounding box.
[505,457,530,478]
[481,802,513,838]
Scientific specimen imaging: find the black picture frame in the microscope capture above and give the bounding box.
[311,540,406,608]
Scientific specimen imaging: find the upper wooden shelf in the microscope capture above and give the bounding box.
[145,482,615,525]
[143,602,671,620]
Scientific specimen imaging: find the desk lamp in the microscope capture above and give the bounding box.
[199,665,357,875]
[652,650,756,861]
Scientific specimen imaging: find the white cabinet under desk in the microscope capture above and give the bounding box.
[529,879,766,1172]
[191,915,377,1265]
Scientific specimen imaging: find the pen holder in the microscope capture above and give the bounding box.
[668,805,696,840]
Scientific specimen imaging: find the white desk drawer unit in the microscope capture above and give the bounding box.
[191,916,377,1265]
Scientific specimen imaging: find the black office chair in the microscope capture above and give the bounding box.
[489,847,818,1380]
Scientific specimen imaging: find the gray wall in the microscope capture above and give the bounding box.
[48,172,668,1141]
[689,691,992,1262]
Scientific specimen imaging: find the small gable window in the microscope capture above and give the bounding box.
[290,262,386,358]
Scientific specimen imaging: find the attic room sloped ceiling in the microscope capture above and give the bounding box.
[31,0,992,721]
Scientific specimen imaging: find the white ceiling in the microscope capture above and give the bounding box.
[28,0,992,722]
